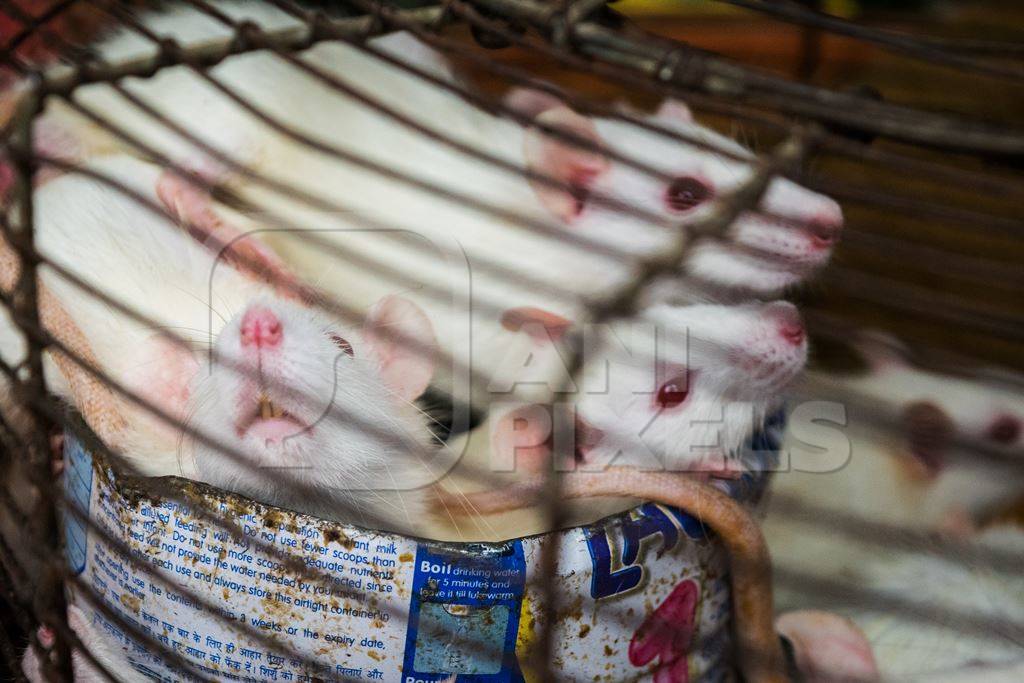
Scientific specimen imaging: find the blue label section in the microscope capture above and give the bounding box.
[586,502,708,600]
[64,434,93,575]
[404,542,527,682]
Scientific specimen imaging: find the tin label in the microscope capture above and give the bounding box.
[65,435,93,576]
[62,416,781,681]
[403,543,526,681]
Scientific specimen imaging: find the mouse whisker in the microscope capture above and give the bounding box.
[386,390,449,434]
[430,475,504,541]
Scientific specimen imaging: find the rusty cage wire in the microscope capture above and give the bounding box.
[1,0,1023,682]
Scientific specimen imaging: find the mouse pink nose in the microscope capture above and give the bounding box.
[766,302,805,346]
[808,210,843,249]
[240,307,282,349]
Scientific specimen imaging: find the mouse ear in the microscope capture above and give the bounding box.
[500,306,573,344]
[523,106,610,223]
[503,86,564,118]
[852,329,910,372]
[157,171,312,303]
[613,99,646,118]
[363,295,438,402]
[900,400,953,480]
[655,98,695,123]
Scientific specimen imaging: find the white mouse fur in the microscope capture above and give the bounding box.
[904,660,1024,683]
[7,154,446,533]
[766,425,1024,608]
[537,101,844,297]
[33,1,302,173]
[572,301,808,470]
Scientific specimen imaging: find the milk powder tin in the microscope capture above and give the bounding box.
[62,414,783,682]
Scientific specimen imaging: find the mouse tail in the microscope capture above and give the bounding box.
[852,328,911,373]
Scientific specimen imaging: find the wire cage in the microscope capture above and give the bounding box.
[1,1,1022,682]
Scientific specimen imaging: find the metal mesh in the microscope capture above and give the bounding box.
[1,0,1022,681]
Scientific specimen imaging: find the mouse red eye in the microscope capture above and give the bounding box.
[570,183,590,217]
[655,373,692,410]
[665,177,712,213]
[329,334,354,356]
[988,415,1021,444]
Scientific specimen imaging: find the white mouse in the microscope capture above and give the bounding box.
[826,331,1024,455]
[764,332,1024,614]
[573,300,808,473]
[8,154,447,534]
[190,291,446,530]
[501,88,843,298]
[769,330,1024,533]
[431,299,808,539]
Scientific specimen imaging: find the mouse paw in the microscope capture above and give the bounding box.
[776,610,880,683]
[155,170,303,297]
[0,154,13,204]
[37,625,56,649]
[21,623,55,683]
[50,432,65,476]
[938,505,977,538]
[688,453,744,480]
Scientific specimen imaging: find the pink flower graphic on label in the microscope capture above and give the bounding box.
[628,578,700,683]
